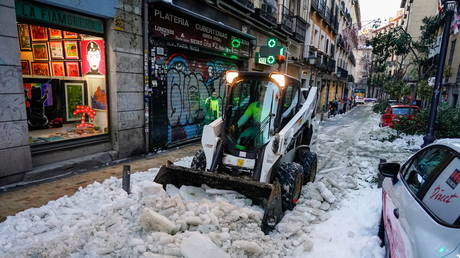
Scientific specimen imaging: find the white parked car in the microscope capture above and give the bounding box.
[379,139,460,258]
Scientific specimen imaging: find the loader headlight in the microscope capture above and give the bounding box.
[270,73,286,88]
[225,71,239,84]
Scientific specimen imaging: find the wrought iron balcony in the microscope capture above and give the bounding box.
[227,0,255,13]
[311,0,319,12]
[328,58,336,73]
[324,6,331,26]
[279,5,294,35]
[347,74,355,83]
[337,34,345,49]
[255,2,277,25]
[293,16,307,42]
[337,67,348,79]
[349,52,356,66]
[318,1,326,19]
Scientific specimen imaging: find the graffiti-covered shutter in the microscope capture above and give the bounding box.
[158,50,240,144]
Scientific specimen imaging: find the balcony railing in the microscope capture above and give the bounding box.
[311,0,319,12]
[293,16,307,42]
[279,5,294,34]
[347,74,355,83]
[227,0,255,13]
[311,0,337,35]
[255,2,276,25]
[337,67,348,80]
[349,52,356,66]
[337,34,345,49]
[328,58,336,73]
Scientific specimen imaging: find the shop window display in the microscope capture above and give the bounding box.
[18,23,109,145]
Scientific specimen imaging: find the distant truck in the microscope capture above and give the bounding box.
[355,96,365,104]
[354,88,366,104]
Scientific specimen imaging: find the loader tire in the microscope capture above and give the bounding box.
[191,150,206,171]
[296,149,317,184]
[275,162,304,211]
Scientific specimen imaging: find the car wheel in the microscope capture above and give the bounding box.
[275,162,304,211]
[190,150,206,171]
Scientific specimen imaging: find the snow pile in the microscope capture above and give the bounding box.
[0,106,423,257]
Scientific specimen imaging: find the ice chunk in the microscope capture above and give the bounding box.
[139,208,178,234]
[165,184,180,198]
[319,202,331,211]
[303,186,324,202]
[180,232,230,258]
[304,199,322,209]
[232,240,263,254]
[185,216,202,226]
[179,186,209,202]
[142,252,177,258]
[316,182,336,204]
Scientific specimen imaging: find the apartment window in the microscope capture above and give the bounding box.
[320,35,325,52]
[448,39,456,66]
[314,29,319,48]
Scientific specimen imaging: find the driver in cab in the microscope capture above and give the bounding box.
[230,82,280,150]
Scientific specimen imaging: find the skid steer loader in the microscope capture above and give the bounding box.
[154,71,319,233]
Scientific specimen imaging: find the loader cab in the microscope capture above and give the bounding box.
[223,71,301,154]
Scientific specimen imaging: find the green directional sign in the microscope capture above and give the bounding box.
[256,38,284,66]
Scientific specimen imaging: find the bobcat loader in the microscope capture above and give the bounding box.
[154,71,319,233]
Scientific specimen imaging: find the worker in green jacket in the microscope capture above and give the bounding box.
[204,91,221,125]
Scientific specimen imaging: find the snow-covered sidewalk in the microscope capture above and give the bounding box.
[0,106,423,257]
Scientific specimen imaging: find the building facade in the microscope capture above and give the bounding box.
[0,0,145,186]
[0,0,361,187]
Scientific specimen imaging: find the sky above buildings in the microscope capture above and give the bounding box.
[360,0,402,25]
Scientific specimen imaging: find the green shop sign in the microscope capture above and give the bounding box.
[16,0,104,34]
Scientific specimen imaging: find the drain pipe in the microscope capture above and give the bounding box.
[143,0,151,153]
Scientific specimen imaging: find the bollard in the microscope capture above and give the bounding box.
[122,165,131,194]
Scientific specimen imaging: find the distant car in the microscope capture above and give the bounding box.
[380,105,420,127]
[364,97,377,103]
[379,139,460,258]
[355,96,365,104]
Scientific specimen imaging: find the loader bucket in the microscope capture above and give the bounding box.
[154,161,284,234]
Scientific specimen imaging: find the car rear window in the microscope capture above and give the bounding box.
[392,107,418,115]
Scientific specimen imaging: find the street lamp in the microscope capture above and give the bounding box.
[422,0,458,147]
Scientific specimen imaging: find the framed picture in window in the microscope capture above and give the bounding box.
[48,28,62,39]
[30,25,48,41]
[32,43,49,60]
[17,24,31,51]
[21,60,30,75]
[65,61,80,77]
[49,41,64,59]
[63,31,79,39]
[31,62,50,76]
[64,81,86,121]
[51,61,65,77]
[64,41,79,59]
